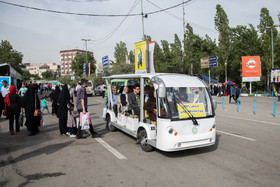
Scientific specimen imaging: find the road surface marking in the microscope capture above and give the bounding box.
[97,100,105,103]
[217,130,256,142]
[216,114,280,126]
[95,138,127,160]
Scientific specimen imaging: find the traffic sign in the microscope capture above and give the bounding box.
[209,56,218,67]
[201,57,209,69]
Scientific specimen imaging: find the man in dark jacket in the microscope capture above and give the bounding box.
[128,84,140,116]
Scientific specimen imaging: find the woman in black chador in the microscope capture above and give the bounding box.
[5,85,22,134]
[23,85,40,136]
[57,84,70,135]
[51,86,61,116]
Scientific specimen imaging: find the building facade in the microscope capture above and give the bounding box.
[25,63,60,78]
[60,49,93,76]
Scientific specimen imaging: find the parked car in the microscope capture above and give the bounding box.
[94,85,103,96]
[86,80,94,96]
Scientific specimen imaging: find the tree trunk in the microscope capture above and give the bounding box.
[225,58,228,82]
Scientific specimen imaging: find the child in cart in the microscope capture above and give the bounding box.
[67,103,77,138]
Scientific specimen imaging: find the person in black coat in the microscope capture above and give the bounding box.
[23,85,41,136]
[51,86,61,116]
[4,85,22,134]
[128,84,140,116]
[0,92,4,119]
[57,85,70,135]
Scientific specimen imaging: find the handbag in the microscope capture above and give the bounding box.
[40,115,45,126]
[19,112,24,127]
[80,112,91,130]
[34,94,41,117]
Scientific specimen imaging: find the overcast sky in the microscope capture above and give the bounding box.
[0,0,279,67]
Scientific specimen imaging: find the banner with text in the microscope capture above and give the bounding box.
[177,103,206,119]
[242,56,261,82]
[135,41,147,74]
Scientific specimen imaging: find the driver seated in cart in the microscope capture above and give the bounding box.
[144,88,167,125]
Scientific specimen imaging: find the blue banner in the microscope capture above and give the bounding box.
[83,63,86,75]
[102,56,109,72]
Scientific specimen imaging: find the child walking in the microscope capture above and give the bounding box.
[67,103,76,138]
[41,96,51,114]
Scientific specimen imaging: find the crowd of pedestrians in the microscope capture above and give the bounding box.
[0,79,99,138]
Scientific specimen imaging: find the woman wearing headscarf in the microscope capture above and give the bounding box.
[51,86,61,116]
[4,85,22,134]
[57,84,70,135]
[0,92,4,119]
[23,85,40,136]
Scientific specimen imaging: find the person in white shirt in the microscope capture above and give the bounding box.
[1,80,10,98]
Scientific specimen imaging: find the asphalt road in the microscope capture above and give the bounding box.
[0,95,280,187]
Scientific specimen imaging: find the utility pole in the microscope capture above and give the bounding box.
[182,0,186,74]
[141,0,145,40]
[182,0,185,36]
[81,39,91,75]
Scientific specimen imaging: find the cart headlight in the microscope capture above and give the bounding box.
[167,127,177,136]
[167,127,174,134]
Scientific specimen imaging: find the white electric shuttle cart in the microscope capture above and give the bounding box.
[103,73,217,152]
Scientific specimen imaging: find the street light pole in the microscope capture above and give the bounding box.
[271,27,274,69]
[141,0,145,40]
[81,39,91,76]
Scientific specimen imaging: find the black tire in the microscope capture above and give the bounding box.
[139,130,153,152]
[106,115,116,132]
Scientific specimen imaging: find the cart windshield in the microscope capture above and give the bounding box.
[165,87,213,120]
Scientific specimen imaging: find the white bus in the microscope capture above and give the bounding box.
[103,73,217,152]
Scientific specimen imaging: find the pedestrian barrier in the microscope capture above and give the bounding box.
[272,90,273,97]
[264,91,265,97]
[273,101,276,117]
[222,97,224,110]
[237,98,239,112]
[254,99,256,114]
[256,90,258,96]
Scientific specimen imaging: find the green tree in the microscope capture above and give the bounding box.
[58,75,72,85]
[41,70,53,80]
[114,41,128,64]
[93,72,105,87]
[72,52,97,77]
[111,62,134,75]
[258,8,277,86]
[153,42,165,72]
[143,35,152,43]
[170,34,183,73]
[0,40,23,66]
[128,50,135,65]
[183,24,204,75]
[215,4,231,82]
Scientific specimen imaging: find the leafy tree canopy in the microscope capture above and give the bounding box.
[71,52,97,77]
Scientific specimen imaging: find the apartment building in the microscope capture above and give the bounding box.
[25,63,60,78]
[60,49,93,76]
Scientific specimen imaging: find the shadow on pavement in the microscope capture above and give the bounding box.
[0,141,74,168]
[88,103,99,107]
[0,122,63,157]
